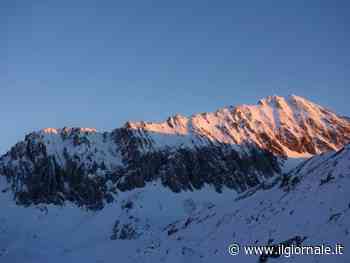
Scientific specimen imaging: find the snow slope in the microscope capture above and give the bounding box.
[0,145,349,263]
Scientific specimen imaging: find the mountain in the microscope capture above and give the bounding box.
[0,143,349,262]
[0,95,349,209]
[128,95,350,156]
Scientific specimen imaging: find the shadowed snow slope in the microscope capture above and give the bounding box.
[0,145,349,262]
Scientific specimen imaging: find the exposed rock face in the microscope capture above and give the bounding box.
[0,95,349,209]
[0,127,279,209]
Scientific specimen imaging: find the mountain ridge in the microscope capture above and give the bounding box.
[0,95,349,209]
[26,94,350,157]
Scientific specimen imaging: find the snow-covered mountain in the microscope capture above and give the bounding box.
[0,95,350,262]
[0,95,349,208]
[127,94,350,156]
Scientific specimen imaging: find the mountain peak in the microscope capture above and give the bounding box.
[122,95,350,157]
[258,94,285,104]
[258,94,312,107]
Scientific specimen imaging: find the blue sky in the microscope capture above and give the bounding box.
[2,0,350,153]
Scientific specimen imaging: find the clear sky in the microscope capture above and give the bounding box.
[2,0,350,153]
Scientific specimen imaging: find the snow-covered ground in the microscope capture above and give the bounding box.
[0,145,349,263]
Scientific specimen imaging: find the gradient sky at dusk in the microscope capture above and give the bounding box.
[2,0,350,153]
